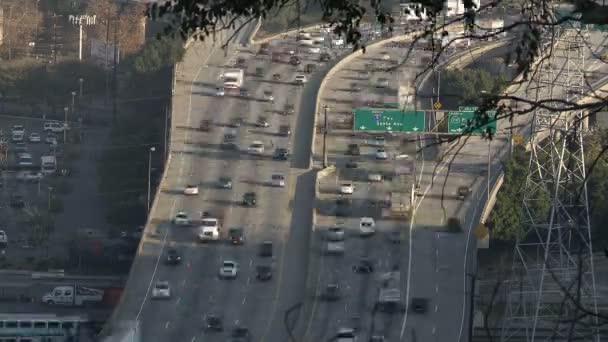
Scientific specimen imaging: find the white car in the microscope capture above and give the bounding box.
[332,38,345,46]
[16,171,43,182]
[152,281,171,299]
[248,141,265,154]
[28,133,41,143]
[11,125,25,135]
[359,217,376,236]
[311,35,325,42]
[173,212,190,226]
[375,149,388,160]
[43,121,64,133]
[0,230,7,244]
[294,74,307,84]
[216,87,225,96]
[263,91,274,102]
[368,136,386,147]
[340,183,355,194]
[381,52,391,60]
[219,260,239,279]
[199,218,220,242]
[11,133,24,143]
[45,134,58,145]
[271,173,285,187]
[184,184,199,195]
[368,173,383,182]
[201,218,219,231]
[308,47,321,54]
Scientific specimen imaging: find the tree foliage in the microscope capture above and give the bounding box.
[440,68,508,109]
[583,129,608,243]
[85,0,146,57]
[0,0,42,60]
[132,38,185,74]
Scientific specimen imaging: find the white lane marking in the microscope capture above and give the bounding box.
[242,297,247,305]
[190,337,196,342]
[135,42,215,323]
[433,326,436,334]
[182,279,187,287]
[176,297,182,305]
[435,304,439,312]
[165,321,170,329]
[400,140,461,339]
[246,277,251,286]
[436,284,439,293]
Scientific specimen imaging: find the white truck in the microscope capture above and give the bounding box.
[42,285,104,306]
[223,69,244,89]
[40,155,57,174]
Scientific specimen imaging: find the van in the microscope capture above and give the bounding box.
[44,121,64,133]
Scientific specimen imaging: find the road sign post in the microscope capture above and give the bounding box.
[353,108,425,132]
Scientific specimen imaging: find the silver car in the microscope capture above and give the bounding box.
[326,226,345,241]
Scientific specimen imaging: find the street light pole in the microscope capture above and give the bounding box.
[79,78,84,98]
[71,91,76,115]
[47,187,53,211]
[63,106,69,143]
[323,105,329,168]
[147,147,156,213]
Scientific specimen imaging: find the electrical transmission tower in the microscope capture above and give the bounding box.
[500,25,600,342]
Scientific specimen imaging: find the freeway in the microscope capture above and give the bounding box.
[103,23,358,342]
[404,28,608,342]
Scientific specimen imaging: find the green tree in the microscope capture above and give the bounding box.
[133,38,185,74]
[440,69,508,109]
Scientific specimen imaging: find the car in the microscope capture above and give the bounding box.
[229,327,252,342]
[305,63,315,73]
[284,103,295,115]
[203,314,224,332]
[200,119,211,131]
[239,88,250,97]
[243,192,257,206]
[335,198,351,217]
[321,283,340,301]
[294,74,307,84]
[165,248,181,265]
[11,125,25,135]
[17,153,33,167]
[375,149,389,160]
[255,117,270,128]
[263,91,274,102]
[16,171,43,182]
[11,133,24,143]
[13,142,27,153]
[184,184,199,195]
[173,212,190,226]
[45,134,58,145]
[272,73,281,81]
[339,183,354,194]
[229,117,244,128]
[370,335,386,342]
[332,38,345,46]
[289,55,301,65]
[327,226,345,241]
[308,46,321,54]
[218,176,233,189]
[216,87,225,96]
[256,265,272,281]
[347,143,360,155]
[368,173,383,182]
[0,230,7,245]
[43,121,64,133]
[319,52,331,62]
[248,141,264,154]
[388,230,402,244]
[219,260,239,279]
[259,241,273,257]
[457,186,471,200]
[151,281,171,299]
[352,257,374,273]
[10,194,25,208]
[255,67,264,77]
[28,133,41,143]
[359,217,376,236]
[368,136,386,147]
[279,124,291,137]
[376,78,389,88]
[411,297,429,313]
[381,52,391,60]
[273,148,289,160]
[271,173,285,187]
[345,160,358,168]
[325,240,345,255]
[228,227,245,245]
[221,131,238,150]
[336,328,356,340]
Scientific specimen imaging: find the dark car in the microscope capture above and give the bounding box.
[243,192,257,207]
[335,198,351,217]
[272,73,281,81]
[289,55,301,65]
[165,248,181,265]
[200,119,211,131]
[228,117,244,128]
[221,133,238,150]
[273,148,289,161]
[279,124,291,137]
[321,283,340,301]
[239,89,250,97]
[255,67,264,77]
[319,52,331,62]
[259,241,273,257]
[10,194,24,208]
[256,265,272,281]
[457,186,471,200]
[305,63,315,73]
[230,327,252,342]
[218,176,233,189]
[228,227,245,245]
[411,298,429,313]
[347,143,360,155]
[353,257,374,274]
[345,160,358,168]
[284,104,295,116]
[204,314,224,332]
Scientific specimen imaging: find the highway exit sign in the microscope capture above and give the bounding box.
[353,108,425,132]
[448,109,497,134]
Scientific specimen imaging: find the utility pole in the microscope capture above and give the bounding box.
[323,105,329,168]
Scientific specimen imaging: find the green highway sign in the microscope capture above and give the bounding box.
[448,110,497,134]
[353,108,425,132]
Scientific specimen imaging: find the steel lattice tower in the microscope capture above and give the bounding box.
[500,25,600,342]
